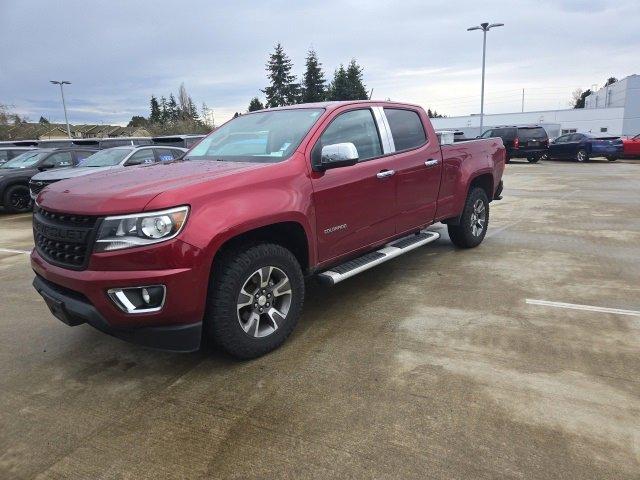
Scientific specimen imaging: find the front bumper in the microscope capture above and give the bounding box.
[31,240,209,352]
[33,275,202,351]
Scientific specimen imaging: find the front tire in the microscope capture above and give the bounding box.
[527,156,540,163]
[205,243,305,359]
[606,156,617,162]
[576,149,589,162]
[3,184,31,213]
[447,187,490,248]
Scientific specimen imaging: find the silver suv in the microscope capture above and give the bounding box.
[29,145,186,199]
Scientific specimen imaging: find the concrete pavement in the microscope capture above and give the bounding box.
[1,159,639,479]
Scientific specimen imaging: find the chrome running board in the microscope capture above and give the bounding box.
[317,230,440,285]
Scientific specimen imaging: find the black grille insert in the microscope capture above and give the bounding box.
[33,207,98,270]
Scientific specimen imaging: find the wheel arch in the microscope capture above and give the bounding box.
[210,220,312,275]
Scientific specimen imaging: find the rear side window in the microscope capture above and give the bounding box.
[384,108,427,151]
[0,151,9,162]
[75,150,94,162]
[518,127,548,141]
[491,128,517,140]
[155,148,180,162]
[313,109,382,163]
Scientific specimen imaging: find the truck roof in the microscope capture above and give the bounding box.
[262,100,423,113]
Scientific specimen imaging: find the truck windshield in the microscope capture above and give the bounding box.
[0,151,47,169]
[79,148,133,167]
[186,108,324,163]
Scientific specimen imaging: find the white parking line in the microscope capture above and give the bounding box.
[526,299,640,317]
[0,248,31,255]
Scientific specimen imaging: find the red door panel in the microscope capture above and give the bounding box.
[311,156,396,262]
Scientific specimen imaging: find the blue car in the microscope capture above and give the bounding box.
[548,132,624,162]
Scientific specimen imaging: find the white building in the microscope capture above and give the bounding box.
[431,74,640,138]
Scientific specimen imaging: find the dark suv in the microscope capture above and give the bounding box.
[480,126,549,163]
[0,147,96,213]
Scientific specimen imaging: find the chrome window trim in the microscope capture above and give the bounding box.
[372,106,395,154]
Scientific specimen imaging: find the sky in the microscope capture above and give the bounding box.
[1,0,638,127]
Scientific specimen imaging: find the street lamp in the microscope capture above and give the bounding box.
[467,22,504,135]
[50,80,72,138]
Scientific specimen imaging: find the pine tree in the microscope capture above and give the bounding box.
[248,97,264,112]
[345,59,368,100]
[167,94,178,122]
[328,65,349,101]
[159,96,168,124]
[262,43,299,107]
[187,97,199,121]
[301,49,326,103]
[149,95,161,124]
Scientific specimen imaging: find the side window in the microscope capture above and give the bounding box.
[384,108,427,151]
[569,134,583,142]
[75,150,94,163]
[313,109,382,163]
[46,152,74,168]
[155,148,179,162]
[126,149,155,166]
[480,130,493,138]
[0,151,9,163]
[555,135,569,143]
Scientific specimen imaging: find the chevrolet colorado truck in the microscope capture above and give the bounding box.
[31,101,505,359]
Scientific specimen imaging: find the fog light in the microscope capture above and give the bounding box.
[108,285,166,313]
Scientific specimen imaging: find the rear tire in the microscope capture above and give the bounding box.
[527,156,540,163]
[606,156,617,162]
[205,243,305,359]
[3,184,31,213]
[576,149,589,162]
[447,187,490,249]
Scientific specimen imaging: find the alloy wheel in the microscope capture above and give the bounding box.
[470,199,486,237]
[236,266,292,338]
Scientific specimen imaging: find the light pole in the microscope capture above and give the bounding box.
[50,80,72,138]
[467,22,503,135]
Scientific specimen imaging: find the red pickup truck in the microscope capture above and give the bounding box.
[31,101,505,358]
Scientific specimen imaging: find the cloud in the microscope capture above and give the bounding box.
[1,0,638,125]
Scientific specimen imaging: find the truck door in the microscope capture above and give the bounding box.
[310,108,397,263]
[382,107,443,233]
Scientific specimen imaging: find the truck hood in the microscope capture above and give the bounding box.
[37,160,264,215]
[32,166,114,182]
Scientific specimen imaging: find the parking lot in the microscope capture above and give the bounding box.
[1,159,639,479]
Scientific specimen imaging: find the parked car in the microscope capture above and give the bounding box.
[29,145,187,199]
[0,147,96,213]
[152,134,205,148]
[548,132,624,162]
[0,146,37,166]
[31,101,505,358]
[73,137,153,149]
[622,133,640,158]
[479,125,549,163]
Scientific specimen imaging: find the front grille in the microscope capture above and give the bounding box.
[33,206,99,270]
[29,179,59,197]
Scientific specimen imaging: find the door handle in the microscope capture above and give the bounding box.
[424,159,440,167]
[376,169,395,179]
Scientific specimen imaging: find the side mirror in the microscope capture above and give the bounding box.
[315,143,358,171]
[126,158,145,166]
[38,161,55,171]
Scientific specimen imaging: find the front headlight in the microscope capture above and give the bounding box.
[95,206,189,252]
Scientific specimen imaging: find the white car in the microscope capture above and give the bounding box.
[29,145,187,199]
